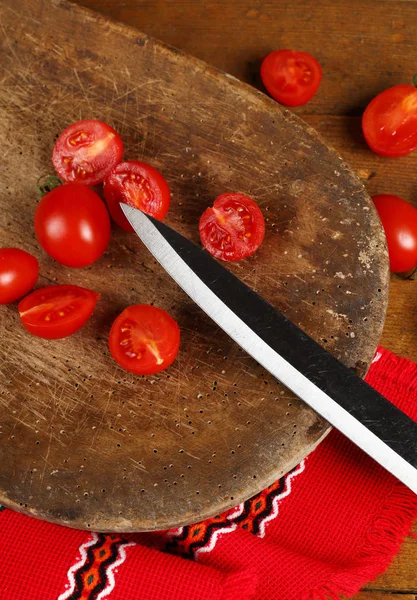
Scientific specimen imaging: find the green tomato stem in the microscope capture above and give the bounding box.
[36,175,63,197]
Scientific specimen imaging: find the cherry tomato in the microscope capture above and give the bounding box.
[103,161,170,232]
[18,284,99,339]
[34,183,111,268]
[52,120,124,186]
[109,304,180,375]
[363,85,417,157]
[372,194,417,272]
[260,50,322,107]
[0,248,39,304]
[199,193,265,262]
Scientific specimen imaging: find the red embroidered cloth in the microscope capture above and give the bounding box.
[1,346,416,600]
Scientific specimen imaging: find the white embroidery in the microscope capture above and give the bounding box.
[372,351,382,364]
[182,460,307,558]
[258,459,306,538]
[227,503,245,520]
[57,534,98,600]
[194,524,238,559]
[96,542,136,599]
[165,526,183,540]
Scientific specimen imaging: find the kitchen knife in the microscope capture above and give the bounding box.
[121,204,417,494]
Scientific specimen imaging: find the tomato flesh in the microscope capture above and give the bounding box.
[363,85,417,157]
[260,50,322,107]
[18,284,99,339]
[109,304,180,375]
[199,193,265,261]
[34,183,111,268]
[0,248,39,304]
[372,194,417,272]
[103,161,171,231]
[52,120,124,186]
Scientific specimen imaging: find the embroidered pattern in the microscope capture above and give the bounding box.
[166,460,306,559]
[372,350,383,364]
[58,533,135,600]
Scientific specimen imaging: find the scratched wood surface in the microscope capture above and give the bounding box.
[76,0,417,362]
[0,0,388,532]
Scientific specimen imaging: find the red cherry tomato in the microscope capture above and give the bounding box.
[103,161,170,232]
[109,304,180,375]
[52,120,124,186]
[260,50,322,107]
[199,193,265,262]
[0,248,39,304]
[34,183,111,268]
[372,194,417,272]
[363,85,417,157]
[18,284,99,339]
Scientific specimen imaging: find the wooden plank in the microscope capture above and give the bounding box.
[302,115,417,206]
[77,0,417,116]
[363,523,417,592]
[382,280,417,363]
[354,594,415,600]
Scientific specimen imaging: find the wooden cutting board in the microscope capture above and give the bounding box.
[0,0,389,532]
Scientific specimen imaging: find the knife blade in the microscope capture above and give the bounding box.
[121,204,417,494]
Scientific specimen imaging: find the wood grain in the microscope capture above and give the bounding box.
[354,595,415,600]
[0,0,388,533]
[76,0,417,117]
[364,526,417,593]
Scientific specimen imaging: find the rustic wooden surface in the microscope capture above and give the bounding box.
[0,0,389,538]
[70,0,417,593]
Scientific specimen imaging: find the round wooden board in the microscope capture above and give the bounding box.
[0,0,389,532]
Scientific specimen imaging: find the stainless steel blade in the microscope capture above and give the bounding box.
[121,204,417,494]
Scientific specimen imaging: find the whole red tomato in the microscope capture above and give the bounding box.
[363,85,417,157]
[0,248,39,304]
[260,50,322,107]
[372,194,417,272]
[34,184,111,268]
[52,120,124,186]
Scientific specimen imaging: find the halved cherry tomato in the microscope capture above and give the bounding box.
[18,284,99,339]
[103,161,171,232]
[34,183,111,268]
[52,120,124,186]
[0,248,39,304]
[260,50,322,107]
[199,193,265,262]
[363,85,417,157]
[372,194,417,273]
[109,304,180,375]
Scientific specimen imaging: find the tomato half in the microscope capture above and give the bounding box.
[199,193,265,262]
[18,284,99,339]
[34,183,111,268]
[363,85,417,157]
[109,304,180,375]
[372,194,417,273]
[0,248,39,304]
[52,120,124,186]
[103,161,171,231]
[260,50,322,107]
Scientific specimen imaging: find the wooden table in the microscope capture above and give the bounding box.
[73,0,417,595]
